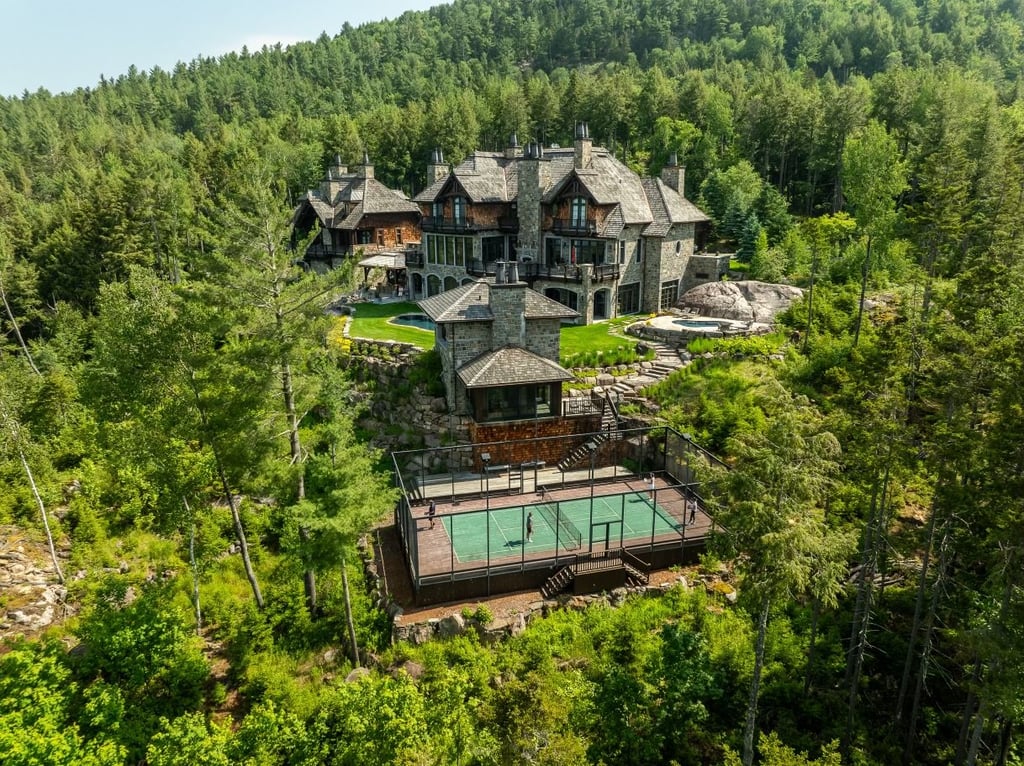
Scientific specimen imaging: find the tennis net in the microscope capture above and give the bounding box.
[535,500,582,551]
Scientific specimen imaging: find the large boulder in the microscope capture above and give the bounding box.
[678,280,803,323]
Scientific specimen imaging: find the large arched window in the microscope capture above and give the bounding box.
[427,274,442,296]
[443,276,459,291]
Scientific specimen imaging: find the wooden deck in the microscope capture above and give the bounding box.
[411,473,711,582]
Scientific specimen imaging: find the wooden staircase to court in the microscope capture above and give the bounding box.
[540,549,650,598]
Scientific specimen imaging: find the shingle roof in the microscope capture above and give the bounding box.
[293,172,418,231]
[413,145,710,233]
[523,287,580,319]
[602,205,625,239]
[418,280,580,322]
[641,177,709,236]
[418,282,494,322]
[457,346,573,388]
[544,149,652,224]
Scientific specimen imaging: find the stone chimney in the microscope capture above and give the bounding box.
[574,121,592,169]
[516,142,549,264]
[660,151,685,194]
[505,132,520,160]
[490,261,528,348]
[427,147,447,185]
[359,149,374,180]
[323,153,349,201]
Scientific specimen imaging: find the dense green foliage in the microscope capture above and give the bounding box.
[2,0,1024,763]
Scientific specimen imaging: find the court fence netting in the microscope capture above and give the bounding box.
[391,425,726,603]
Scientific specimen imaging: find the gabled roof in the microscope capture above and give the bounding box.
[542,152,653,224]
[414,145,709,233]
[457,346,573,389]
[414,152,516,204]
[640,177,710,236]
[418,280,579,323]
[294,172,419,231]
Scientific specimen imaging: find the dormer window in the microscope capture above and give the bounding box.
[570,196,587,228]
[432,201,443,219]
[453,196,466,225]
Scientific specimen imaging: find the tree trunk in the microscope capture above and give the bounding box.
[995,719,1012,766]
[904,521,951,762]
[803,240,818,354]
[743,597,771,766]
[191,379,264,609]
[853,233,873,347]
[215,456,264,609]
[0,282,41,377]
[803,597,820,694]
[277,304,317,617]
[183,498,202,634]
[896,490,942,724]
[965,701,986,766]
[20,449,64,584]
[844,472,882,755]
[340,548,360,665]
[956,660,982,766]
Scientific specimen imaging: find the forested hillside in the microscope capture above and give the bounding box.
[1,0,1023,764]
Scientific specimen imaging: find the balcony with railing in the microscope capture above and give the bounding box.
[421,215,479,233]
[519,262,620,284]
[302,241,353,260]
[549,218,599,236]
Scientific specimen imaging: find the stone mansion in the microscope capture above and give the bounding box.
[408,123,718,323]
[294,123,728,324]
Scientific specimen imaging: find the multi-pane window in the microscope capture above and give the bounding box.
[453,196,466,224]
[484,384,551,421]
[432,201,443,219]
[660,280,679,310]
[425,234,472,266]
[545,287,579,311]
[636,238,644,263]
[617,282,640,314]
[619,240,627,264]
[570,196,587,228]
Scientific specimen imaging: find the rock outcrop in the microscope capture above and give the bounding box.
[677,280,803,323]
[0,529,70,640]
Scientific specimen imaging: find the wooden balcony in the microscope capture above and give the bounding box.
[549,218,598,236]
[421,215,479,233]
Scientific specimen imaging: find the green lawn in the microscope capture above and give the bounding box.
[559,316,646,366]
[342,301,648,361]
[345,301,435,349]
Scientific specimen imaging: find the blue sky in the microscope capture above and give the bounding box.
[0,0,447,98]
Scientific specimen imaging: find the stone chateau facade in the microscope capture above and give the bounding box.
[407,123,715,324]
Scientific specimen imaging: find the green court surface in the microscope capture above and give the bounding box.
[441,491,683,564]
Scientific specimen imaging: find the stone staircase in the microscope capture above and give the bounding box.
[592,341,690,401]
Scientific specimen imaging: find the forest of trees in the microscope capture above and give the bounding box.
[1,0,1023,763]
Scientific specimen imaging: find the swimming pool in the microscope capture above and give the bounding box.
[674,319,722,330]
[390,313,436,331]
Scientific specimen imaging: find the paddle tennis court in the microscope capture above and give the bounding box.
[443,490,684,563]
[392,426,721,604]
